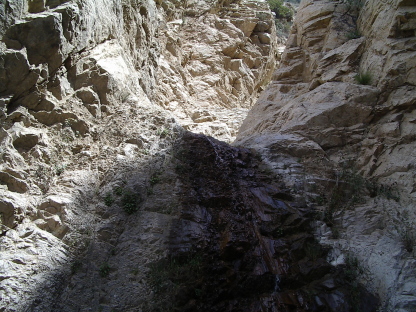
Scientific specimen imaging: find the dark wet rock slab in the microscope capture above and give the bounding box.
[148,132,380,312]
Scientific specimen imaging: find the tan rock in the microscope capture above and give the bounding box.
[0,50,39,99]
[155,0,278,142]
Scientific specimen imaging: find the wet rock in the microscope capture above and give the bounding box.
[320,290,349,312]
[321,278,336,290]
[143,132,379,311]
[235,0,416,309]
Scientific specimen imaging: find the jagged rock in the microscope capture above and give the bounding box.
[236,0,416,310]
[0,196,16,228]
[0,171,29,193]
[0,49,39,99]
[0,0,411,311]
[5,12,71,73]
[74,87,101,117]
[154,0,280,142]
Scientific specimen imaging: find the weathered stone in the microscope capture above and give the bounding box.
[0,197,16,228]
[28,0,46,13]
[0,0,409,311]
[0,50,39,98]
[254,20,271,32]
[154,0,279,142]
[75,87,100,105]
[0,171,29,193]
[258,32,271,44]
[5,13,70,73]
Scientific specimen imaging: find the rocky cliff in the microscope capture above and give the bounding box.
[0,0,281,311]
[0,0,414,311]
[154,0,280,141]
[236,0,416,310]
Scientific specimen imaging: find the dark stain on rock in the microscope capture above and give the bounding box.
[148,132,379,312]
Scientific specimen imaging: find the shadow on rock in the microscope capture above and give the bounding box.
[20,131,379,312]
[145,132,380,312]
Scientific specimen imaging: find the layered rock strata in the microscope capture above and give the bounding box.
[236,0,416,310]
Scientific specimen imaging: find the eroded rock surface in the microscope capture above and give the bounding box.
[155,0,280,141]
[236,0,416,310]
[0,0,280,310]
[50,132,379,312]
[0,0,413,310]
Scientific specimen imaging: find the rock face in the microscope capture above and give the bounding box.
[155,0,279,141]
[0,0,413,310]
[0,0,280,311]
[32,132,379,311]
[236,0,416,310]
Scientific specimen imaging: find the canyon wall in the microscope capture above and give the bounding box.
[0,0,278,310]
[155,0,280,141]
[236,0,416,310]
[1,0,415,310]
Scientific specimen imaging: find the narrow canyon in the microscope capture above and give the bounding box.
[0,0,415,311]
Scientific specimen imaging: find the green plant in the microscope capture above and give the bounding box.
[71,260,82,274]
[305,241,324,262]
[267,0,294,21]
[99,262,111,277]
[158,128,170,137]
[355,72,372,85]
[330,169,366,209]
[322,168,370,225]
[148,252,204,294]
[341,254,367,312]
[324,206,336,225]
[114,186,123,196]
[315,195,327,205]
[344,254,365,282]
[344,0,365,10]
[121,191,140,214]
[346,29,361,40]
[274,19,292,37]
[256,11,270,20]
[150,174,160,186]
[104,192,114,207]
[366,181,400,202]
[55,164,67,176]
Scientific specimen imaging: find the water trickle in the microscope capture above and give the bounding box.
[205,136,225,167]
[273,274,280,294]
